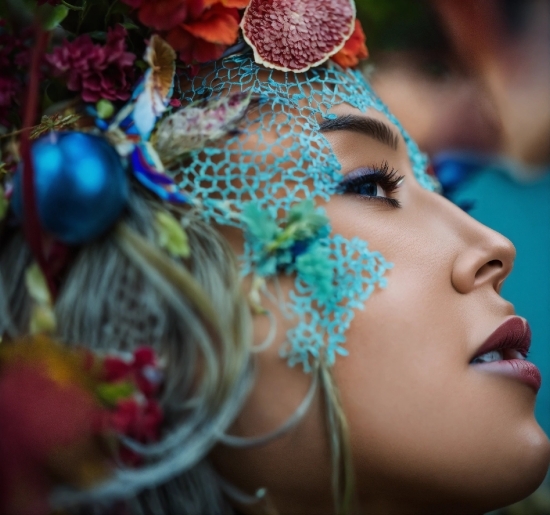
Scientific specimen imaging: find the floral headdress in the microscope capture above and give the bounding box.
[0,0,368,292]
[0,0,436,511]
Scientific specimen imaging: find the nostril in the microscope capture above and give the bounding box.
[474,259,507,293]
[475,259,503,280]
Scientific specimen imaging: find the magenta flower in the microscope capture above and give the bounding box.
[47,25,137,103]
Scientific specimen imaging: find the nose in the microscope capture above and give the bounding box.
[451,215,516,295]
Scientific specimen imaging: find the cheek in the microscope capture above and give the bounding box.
[325,195,550,508]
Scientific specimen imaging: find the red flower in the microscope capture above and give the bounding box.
[121,0,204,31]
[110,398,163,466]
[103,347,162,398]
[132,347,162,397]
[47,25,136,103]
[0,364,106,515]
[133,347,156,368]
[332,20,369,68]
[205,0,249,7]
[103,356,132,382]
[166,1,242,65]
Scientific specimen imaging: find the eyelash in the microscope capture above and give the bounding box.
[338,161,404,208]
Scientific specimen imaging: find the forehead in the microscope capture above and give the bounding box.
[176,54,435,225]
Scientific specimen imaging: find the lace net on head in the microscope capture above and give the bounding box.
[173,52,436,372]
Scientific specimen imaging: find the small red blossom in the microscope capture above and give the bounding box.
[47,25,137,103]
[110,398,163,466]
[103,356,133,382]
[332,20,369,68]
[121,0,204,31]
[103,347,162,398]
[166,1,242,65]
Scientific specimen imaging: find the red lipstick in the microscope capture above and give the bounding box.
[471,317,541,393]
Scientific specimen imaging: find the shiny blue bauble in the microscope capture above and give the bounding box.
[12,132,129,245]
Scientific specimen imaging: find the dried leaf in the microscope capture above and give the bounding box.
[25,263,52,305]
[133,36,176,139]
[154,211,190,258]
[30,113,82,139]
[29,305,57,336]
[25,264,57,334]
[155,91,257,165]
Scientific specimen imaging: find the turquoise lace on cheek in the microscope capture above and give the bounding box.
[175,53,436,372]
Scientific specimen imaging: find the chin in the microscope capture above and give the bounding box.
[460,420,550,514]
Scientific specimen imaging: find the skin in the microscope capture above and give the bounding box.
[212,102,550,515]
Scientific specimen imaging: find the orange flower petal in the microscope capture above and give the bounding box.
[183,5,240,45]
[332,20,369,68]
[220,0,250,7]
[203,0,249,7]
[166,25,227,65]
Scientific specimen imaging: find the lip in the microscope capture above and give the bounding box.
[471,317,541,393]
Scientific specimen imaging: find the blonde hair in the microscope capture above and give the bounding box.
[0,182,355,515]
[0,184,254,513]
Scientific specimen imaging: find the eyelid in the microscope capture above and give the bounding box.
[337,162,404,208]
[344,166,384,180]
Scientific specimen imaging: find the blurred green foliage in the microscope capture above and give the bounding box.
[356,0,447,53]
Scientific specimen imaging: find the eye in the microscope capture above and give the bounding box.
[353,181,388,198]
[338,161,404,208]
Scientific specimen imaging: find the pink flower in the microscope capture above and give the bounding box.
[47,25,137,103]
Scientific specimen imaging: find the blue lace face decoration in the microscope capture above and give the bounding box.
[174,53,437,372]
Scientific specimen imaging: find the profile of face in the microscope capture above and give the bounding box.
[180,59,550,514]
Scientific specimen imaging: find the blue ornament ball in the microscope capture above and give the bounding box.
[12,132,129,245]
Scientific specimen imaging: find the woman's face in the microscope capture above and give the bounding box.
[212,102,550,515]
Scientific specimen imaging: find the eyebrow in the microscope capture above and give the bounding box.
[319,115,399,150]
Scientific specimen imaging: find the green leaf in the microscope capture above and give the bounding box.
[155,211,191,258]
[40,5,69,30]
[96,381,135,407]
[29,304,57,334]
[0,185,8,222]
[25,263,52,305]
[121,18,140,31]
[88,31,108,41]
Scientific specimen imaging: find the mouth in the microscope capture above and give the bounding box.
[470,317,541,393]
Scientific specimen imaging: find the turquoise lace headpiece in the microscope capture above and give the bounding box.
[173,53,437,372]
